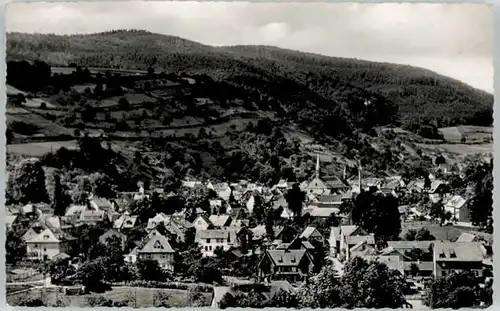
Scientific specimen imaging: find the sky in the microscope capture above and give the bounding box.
[6,2,494,93]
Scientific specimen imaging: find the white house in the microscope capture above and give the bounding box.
[137,232,175,271]
[25,228,74,261]
[192,215,212,231]
[195,229,239,257]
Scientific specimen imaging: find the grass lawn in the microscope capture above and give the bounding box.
[7,140,78,157]
[7,287,212,308]
[401,221,492,242]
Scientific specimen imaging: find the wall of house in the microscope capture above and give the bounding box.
[200,238,231,256]
[26,242,66,260]
[139,253,174,271]
[434,261,483,278]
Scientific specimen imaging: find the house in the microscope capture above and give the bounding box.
[230,219,250,229]
[344,236,375,261]
[209,215,232,228]
[182,180,203,189]
[63,205,88,224]
[313,194,343,205]
[444,195,470,224]
[113,212,139,231]
[403,261,434,278]
[147,213,169,231]
[5,215,20,231]
[195,229,239,257]
[192,215,213,231]
[215,183,232,201]
[252,225,283,241]
[258,249,315,283]
[359,255,404,275]
[338,225,373,259]
[349,241,378,259]
[99,229,127,251]
[387,241,437,254]
[89,196,113,211]
[433,241,486,278]
[124,247,139,264]
[137,232,175,271]
[302,206,339,219]
[299,226,325,244]
[78,210,109,225]
[276,238,315,252]
[275,226,298,244]
[25,228,75,261]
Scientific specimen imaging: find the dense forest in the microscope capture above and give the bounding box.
[7,30,493,127]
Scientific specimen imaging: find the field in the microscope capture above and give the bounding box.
[416,143,493,157]
[6,287,212,307]
[439,126,492,143]
[6,84,27,96]
[7,140,79,157]
[8,114,73,137]
[401,221,493,242]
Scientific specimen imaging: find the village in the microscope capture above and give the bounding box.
[5,153,494,308]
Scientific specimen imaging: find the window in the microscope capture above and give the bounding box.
[44,248,47,252]
[209,246,212,251]
[207,239,211,243]
[205,246,209,251]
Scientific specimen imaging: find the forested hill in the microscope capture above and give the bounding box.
[7,29,493,127]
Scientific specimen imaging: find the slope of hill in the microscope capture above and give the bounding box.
[7,30,493,127]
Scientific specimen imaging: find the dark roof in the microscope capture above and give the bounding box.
[266,250,308,266]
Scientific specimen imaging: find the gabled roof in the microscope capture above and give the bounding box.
[346,235,375,246]
[195,229,238,244]
[387,240,438,250]
[26,227,74,243]
[266,249,309,267]
[434,241,485,262]
[456,232,477,242]
[350,242,377,257]
[341,225,359,237]
[99,229,127,242]
[209,215,232,227]
[91,196,112,209]
[138,233,175,254]
[78,210,106,221]
[5,215,18,227]
[65,205,87,217]
[303,207,339,218]
[193,214,212,226]
[114,214,138,229]
[444,195,467,209]
[299,226,321,239]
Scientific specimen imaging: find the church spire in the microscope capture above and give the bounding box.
[315,154,320,178]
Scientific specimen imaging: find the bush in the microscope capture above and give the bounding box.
[112,280,213,292]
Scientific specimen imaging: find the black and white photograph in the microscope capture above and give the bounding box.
[4,2,494,309]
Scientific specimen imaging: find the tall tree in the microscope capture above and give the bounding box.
[285,183,306,220]
[7,158,49,204]
[339,257,408,308]
[352,191,401,243]
[52,174,70,216]
[423,271,481,309]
